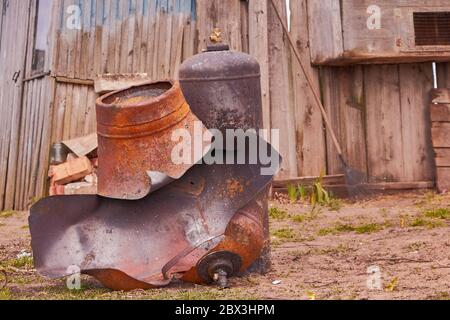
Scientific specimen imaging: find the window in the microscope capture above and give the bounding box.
[31,0,52,73]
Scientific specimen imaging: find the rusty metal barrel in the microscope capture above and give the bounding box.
[179,44,263,134]
[179,45,272,274]
[96,81,209,200]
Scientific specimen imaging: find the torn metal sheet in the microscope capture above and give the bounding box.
[96,81,212,200]
[29,145,281,290]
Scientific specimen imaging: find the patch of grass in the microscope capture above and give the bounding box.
[269,207,290,220]
[287,184,299,203]
[424,191,438,203]
[0,288,11,300]
[1,256,34,269]
[327,198,344,211]
[25,284,257,301]
[318,222,385,236]
[317,227,337,236]
[157,289,258,300]
[291,209,319,224]
[271,228,296,240]
[0,210,15,219]
[432,292,450,300]
[13,256,34,269]
[410,218,445,229]
[424,208,450,220]
[27,284,112,300]
[353,223,383,234]
[292,214,307,223]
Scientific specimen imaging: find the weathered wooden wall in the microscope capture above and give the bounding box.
[0,0,446,210]
[50,0,197,143]
[0,0,33,210]
[199,0,437,185]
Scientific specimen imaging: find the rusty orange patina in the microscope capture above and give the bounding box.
[96,81,211,200]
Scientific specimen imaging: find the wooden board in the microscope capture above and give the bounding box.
[436,167,450,192]
[307,0,343,65]
[273,174,345,189]
[52,0,195,80]
[364,64,404,182]
[0,0,32,210]
[196,0,243,52]
[431,88,450,104]
[437,63,450,88]
[248,0,271,132]
[398,63,435,182]
[267,0,298,178]
[309,0,450,65]
[435,148,450,167]
[432,122,450,148]
[430,104,450,122]
[289,0,326,177]
[321,66,367,176]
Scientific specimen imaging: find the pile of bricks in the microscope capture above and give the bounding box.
[49,154,98,196]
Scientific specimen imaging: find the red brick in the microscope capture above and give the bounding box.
[50,156,93,185]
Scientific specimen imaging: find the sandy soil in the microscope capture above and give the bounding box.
[0,191,449,300]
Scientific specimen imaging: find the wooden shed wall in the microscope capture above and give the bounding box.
[195,0,438,185]
[0,0,445,211]
[0,0,34,210]
[50,0,197,143]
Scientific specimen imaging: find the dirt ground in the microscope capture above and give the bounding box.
[0,190,449,300]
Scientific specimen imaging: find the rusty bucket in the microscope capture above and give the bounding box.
[96,81,211,200]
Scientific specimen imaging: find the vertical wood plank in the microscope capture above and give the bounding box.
[248,0,271,133]
[290,0,326,177]
[196,0,242,52]
[36,78,56,199]
[146,0,158,77]
[307,0,343,65]
[399,63,435,182]
[437,63,450,88]
[365,65,405,182]
[4,0,32,208]
[181,8,196,61]
[240,0,249,54]
[321,66,367,176]
[267,0,297,178]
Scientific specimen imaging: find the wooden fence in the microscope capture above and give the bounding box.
[0,0,448,211]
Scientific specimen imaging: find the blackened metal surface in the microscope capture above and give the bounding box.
[96,81,211,200]
[179,48,272,274]
[179,48,263,134]
[29,147,280,288]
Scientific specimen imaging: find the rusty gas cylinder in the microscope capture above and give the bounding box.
[179,45,272,274]
[179,44,263,135]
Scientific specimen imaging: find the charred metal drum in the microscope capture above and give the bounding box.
[179,44,263,134]
[29,48,279,291]
[179,45,272,273]
[29,144,280,290]
[96,81,211,200]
